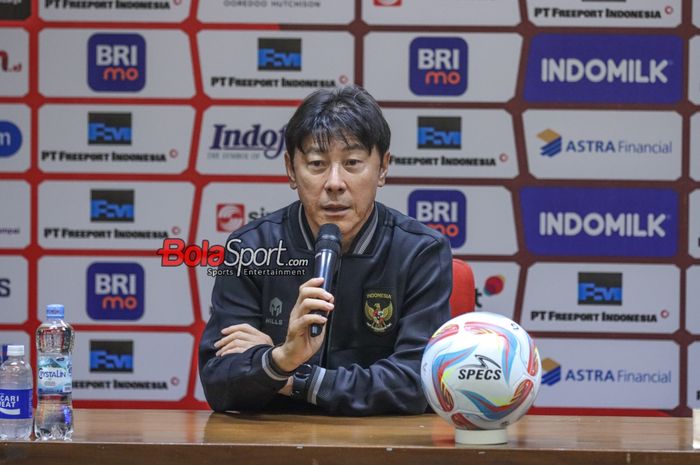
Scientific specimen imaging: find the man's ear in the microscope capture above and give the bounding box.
[284,152,297,189]
[378,152,390,187]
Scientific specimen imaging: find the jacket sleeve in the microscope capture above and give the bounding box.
[309,236,453,415]
[198,245,289,412]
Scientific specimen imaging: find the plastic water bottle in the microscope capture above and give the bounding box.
[35,304,74,440]
[0,345,33,440]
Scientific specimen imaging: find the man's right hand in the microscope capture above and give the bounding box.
[271,276,334,373]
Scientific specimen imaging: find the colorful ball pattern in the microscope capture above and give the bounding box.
[420,312,542,431]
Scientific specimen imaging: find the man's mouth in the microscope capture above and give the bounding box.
[322,204,350,214]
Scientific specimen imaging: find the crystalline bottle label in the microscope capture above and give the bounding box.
[37,355,72,395]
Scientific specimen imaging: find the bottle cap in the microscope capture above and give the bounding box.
[46,303,65,320]
[7,345,24,357]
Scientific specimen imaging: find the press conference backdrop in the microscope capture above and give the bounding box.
[0,0,697,416]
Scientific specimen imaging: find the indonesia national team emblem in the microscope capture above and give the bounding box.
[410,37,468,96]
[364,290,395,334]
[88,33,146,92]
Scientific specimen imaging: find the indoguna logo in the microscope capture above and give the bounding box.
[209,123,286,159]
[520,187,678,257]
[88,113,132,146]
[89,340,134,373]
[524,34,682,104]
[417,116,461,149]
[0,50,21,73]
[409,37,468,96]
[542,358,561,386]
[475,275,504,309]
[90,189,135,223]
[87,262,144,321]
[538,129,562,157]
[578,272,622,306]
[408,189,466,248]
[537,127,673,157]
[258,38,301,71]
[0,121,22,157]
[217,203,245,233]
[88,33,146,92]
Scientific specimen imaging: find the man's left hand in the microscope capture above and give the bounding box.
[214,323,273,357]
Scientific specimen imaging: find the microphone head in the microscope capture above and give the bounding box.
[315,223,342,254]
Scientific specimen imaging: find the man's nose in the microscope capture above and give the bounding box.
[324,163,346,192]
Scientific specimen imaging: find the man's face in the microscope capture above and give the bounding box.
[285,136,389,252]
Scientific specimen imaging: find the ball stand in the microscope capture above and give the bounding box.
[455,428,508,445]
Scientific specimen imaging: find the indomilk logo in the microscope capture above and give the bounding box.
[88,113,132,146]
[417,117,461,149]
[0,121,22,157]
[408,189,466,248]
[520,187,678,257]
[87,262,144,321]
[538,129,562,157]
[90,189,135,223]
[209,123,286,159]
[88,33,146,92]
[578,272,622,306]
[409,37,467,96]
[524,34,682,104]
[89,340,134,373]
[258,38,301,71]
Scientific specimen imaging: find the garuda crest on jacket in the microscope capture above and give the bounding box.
[364,290,394,334]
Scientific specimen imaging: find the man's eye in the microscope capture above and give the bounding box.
[346,159,361,167]
[309,160,324,168]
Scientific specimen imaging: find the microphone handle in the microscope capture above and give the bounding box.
[309,250,335,337]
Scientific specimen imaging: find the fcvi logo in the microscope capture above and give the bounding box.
[408,189,466,248]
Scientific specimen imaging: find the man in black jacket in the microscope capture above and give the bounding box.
[199,85,452,415]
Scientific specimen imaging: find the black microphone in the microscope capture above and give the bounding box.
[309,223,341,337]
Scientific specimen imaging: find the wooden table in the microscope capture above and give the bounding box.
[1,409,698,465]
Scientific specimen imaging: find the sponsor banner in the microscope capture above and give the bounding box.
[0,332,30,357]
[522,263,679,334]
[376,185,517,255]
[39,105,194,174]
[686,266,700,335]
[196,106,293,175]
[38,256,193,326]
[197,0,353,24]
[535,339,678,409]
[0,28,28,97]
[468,261,520,321]
[0,0,30,20]
[38,181,193,250]
[198,31,353,99]
[0,256,28,324]
[0,181,29,249]
[520,187,679,257]
[527,0,681,28]
[195,182,294,321]
[40,0,190,22]
[72,331,191,401]
[688,342,700,408]
[524,34,682,104]
[362,0,520,26]
[39,29,194,98]
[364,33,521,102]
[383,109,517,179]
[687,38,700,104]
[524,110,681,181]
[0,104,29,173]
[687,191,700,258]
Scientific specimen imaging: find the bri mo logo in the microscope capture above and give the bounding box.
[408,189,466,248]
[409,37,468,96]
[87,262,144,321]
[88,33,146,92]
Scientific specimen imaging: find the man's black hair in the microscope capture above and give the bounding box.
[284,85,391,163]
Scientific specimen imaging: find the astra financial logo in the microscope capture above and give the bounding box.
[90,189,134,223]
[88,113,132,146]
[541,358,561,386]
[0,0,30,20]
[520,187,678,257]
[209,123,286,159]
[87,262,144,321]
[417,117,461,149]
[409,37,468,96]
[88,33,146,92]
[538,129,562,157]
[524,34,682,104]
[258,38,301,71]
[0,121,21,158]
[408,189,466,248]
[578,272,622,306]
[541,357,672,386]
[537,127,673,158]
[89,340,134,373]
[217,203,245,233]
